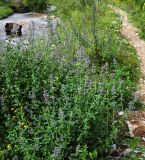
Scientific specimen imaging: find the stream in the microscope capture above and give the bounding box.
[0,11,59,45]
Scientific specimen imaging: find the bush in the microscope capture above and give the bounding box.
[0,6,13,19]
[26,0,48,12]
[0,39,135,159]
[0,22,138,159]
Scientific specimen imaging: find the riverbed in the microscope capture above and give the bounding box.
[0,12,59,45]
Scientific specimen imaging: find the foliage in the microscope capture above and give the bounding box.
[49,0,95,19]
[25,0,48,12]
[0,2,13,19]
[121,138,145,159]
[0,1,140,159]
[0,36,136,159]
[69,1,140,80]
[0,0,48,12]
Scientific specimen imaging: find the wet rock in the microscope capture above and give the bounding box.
[123,148,132,156]
[5,23,22,36]
[108,144,131,160]
[47,6,57,13]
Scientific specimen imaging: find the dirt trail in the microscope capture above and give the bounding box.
[108,6,145,155]
[109,5,145,104]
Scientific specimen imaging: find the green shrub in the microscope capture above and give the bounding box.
[26,0,48,12]
[0,38,136,159]
[69,2,140,80]
[0,6,13,19]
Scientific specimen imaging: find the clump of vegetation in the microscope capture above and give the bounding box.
[0,2,13,19]
[0,31,137,159]
[0,0,141,159]
[25,0,48,12]
[49,0,95,19]
[0,0,48,13]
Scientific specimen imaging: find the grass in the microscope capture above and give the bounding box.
[109,0,145,39]
[0,6,13,19]
[0,2,13,19]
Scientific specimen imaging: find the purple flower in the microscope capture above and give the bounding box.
[43,90,49,103]
[128,101,135,110]
[53,146,62,158]
[111,85,116,95]
[59,109,64,119]
[85,57,90,67]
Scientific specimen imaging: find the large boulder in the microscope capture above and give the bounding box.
[5,22,22,36]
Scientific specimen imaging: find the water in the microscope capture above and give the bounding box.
[0,12,59,45]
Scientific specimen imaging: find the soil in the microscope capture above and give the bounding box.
[127,111,145,145]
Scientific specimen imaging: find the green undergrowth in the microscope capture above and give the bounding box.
[109,0,145,39]
[0,2,13,19]
[0,40,136,159]
[0,1,141,159]
[58,0,140,81]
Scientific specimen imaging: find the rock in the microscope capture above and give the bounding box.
[5,23,22,36]
[127,111,145,145]
[47,6,57,13]
[17,19,32,26]
[118,111,124,116]
[50,15,57,20]
[123,148,132,156]
[112,144,117,150]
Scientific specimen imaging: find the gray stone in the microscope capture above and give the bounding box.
[5,22,22,36]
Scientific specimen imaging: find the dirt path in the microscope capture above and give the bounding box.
[108,6,145,156]
[109,5,145,104]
